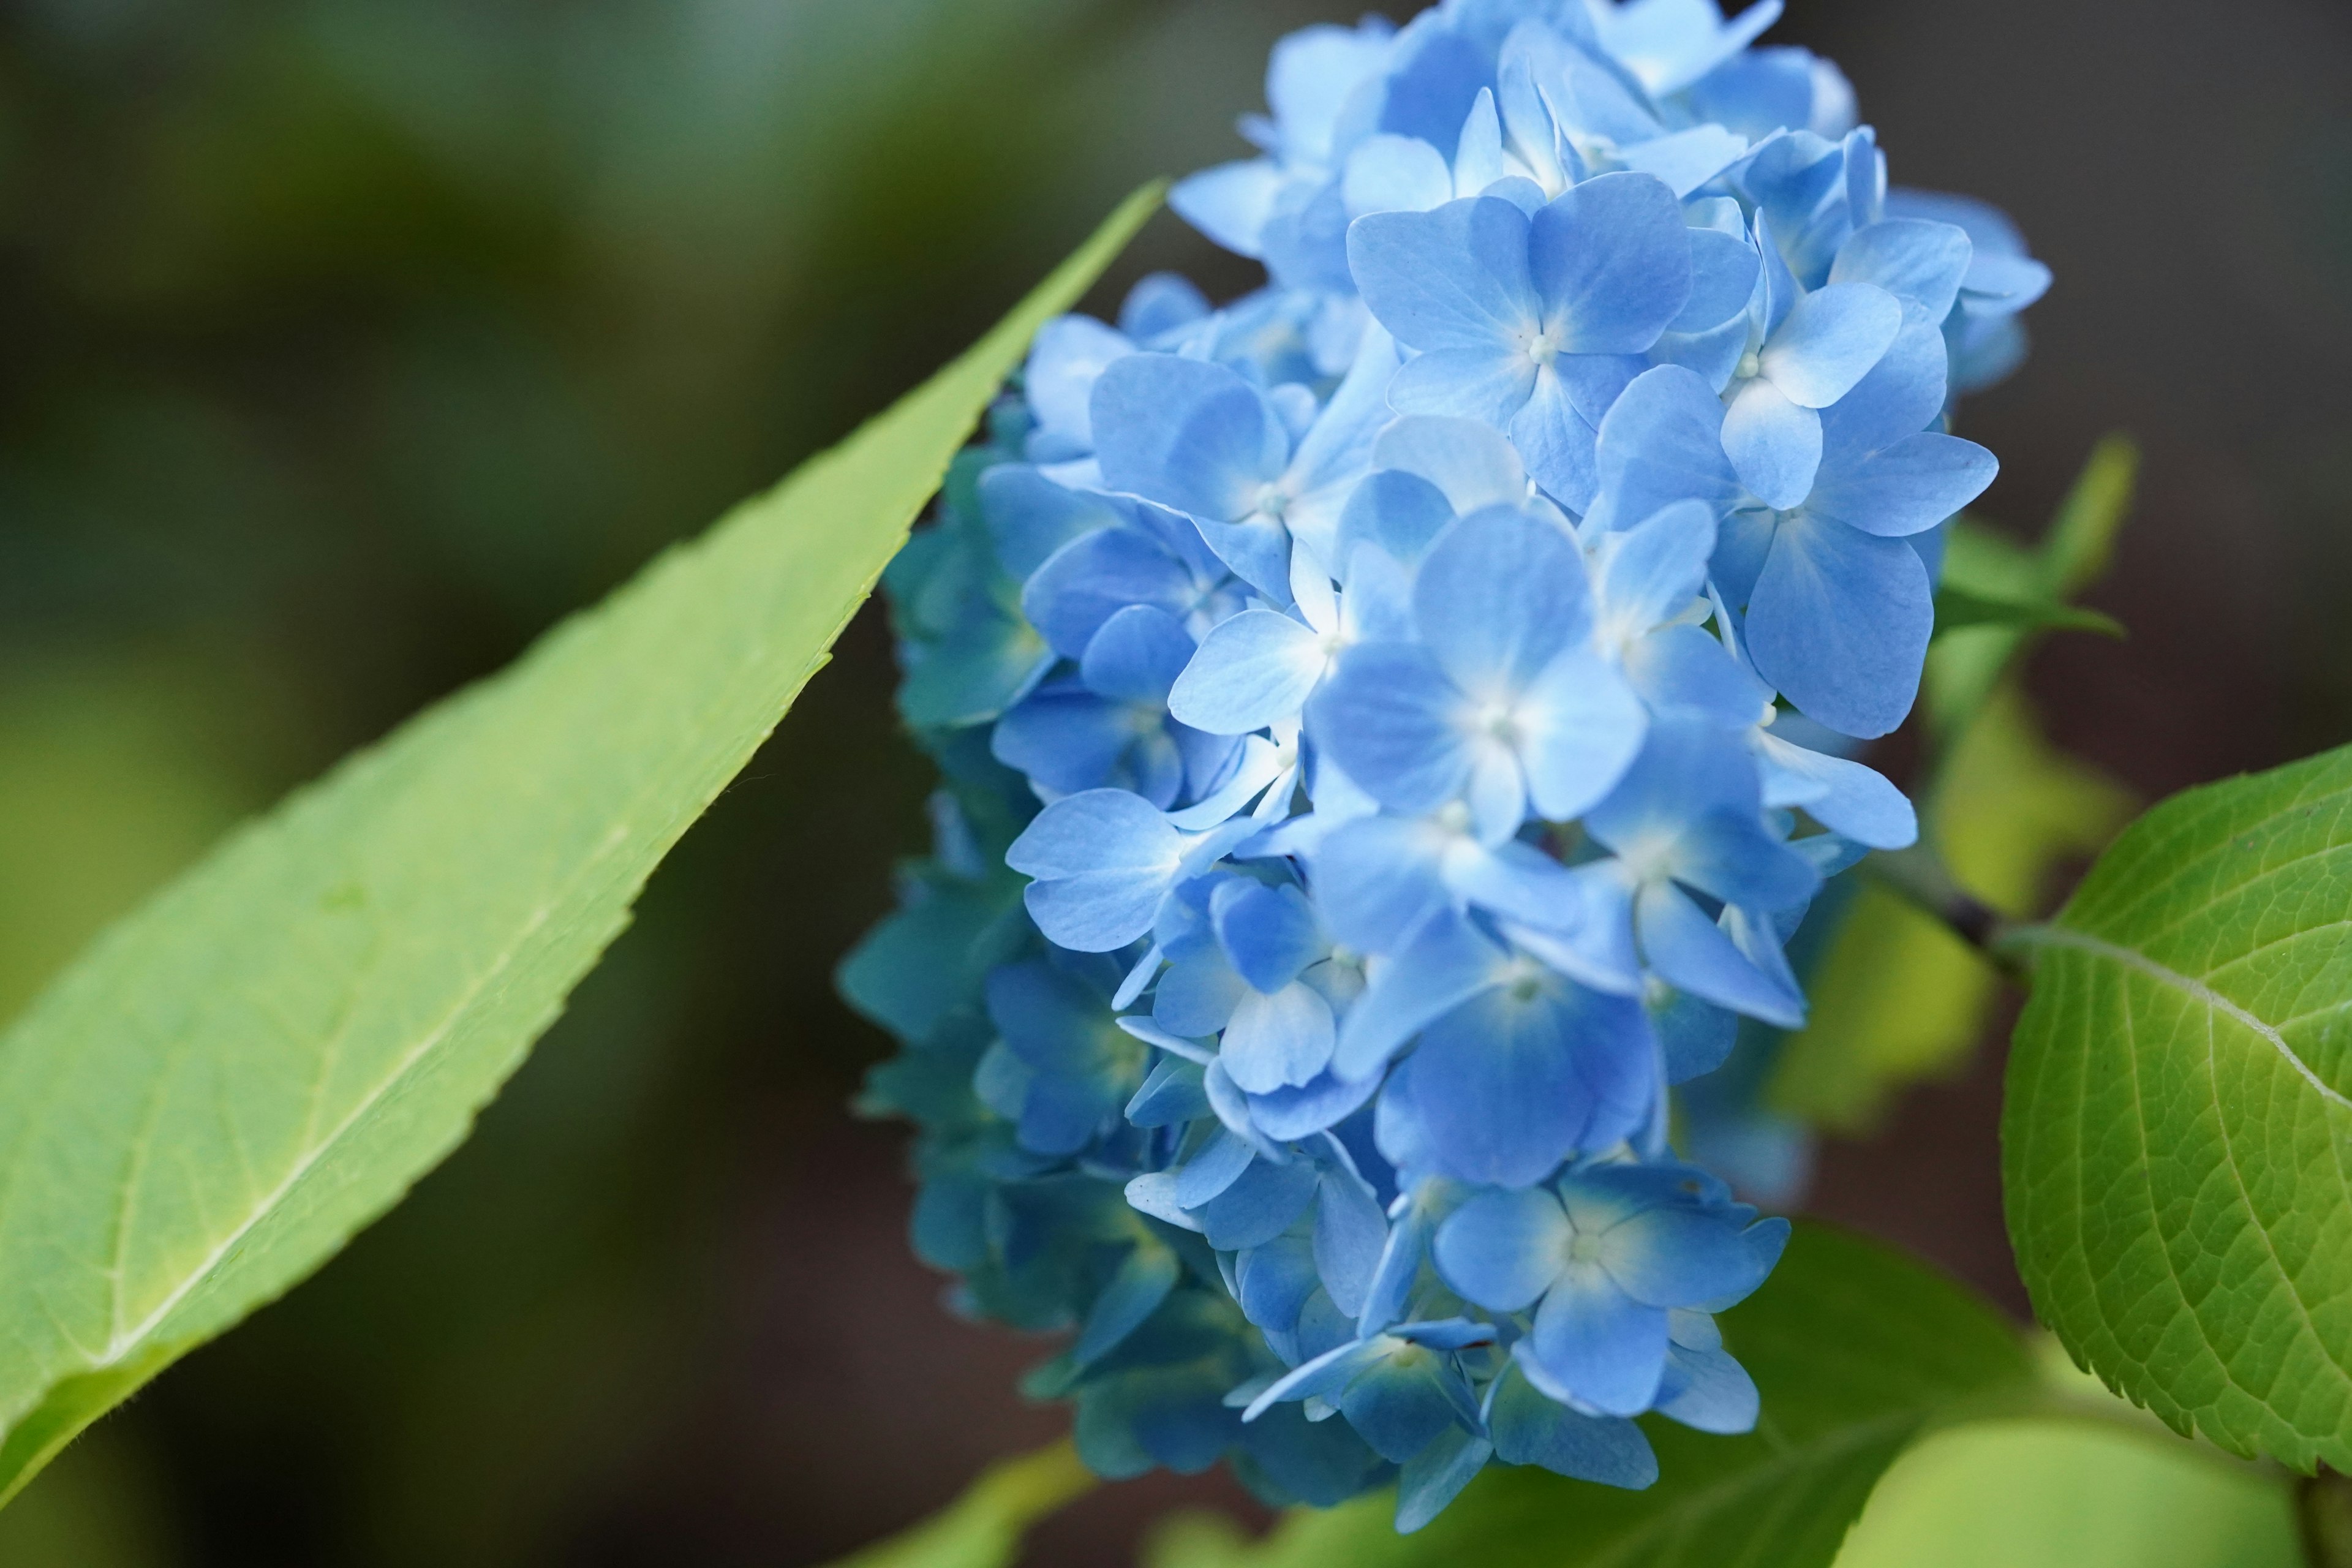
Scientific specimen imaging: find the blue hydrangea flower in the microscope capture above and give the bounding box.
[845,0,2043,1531]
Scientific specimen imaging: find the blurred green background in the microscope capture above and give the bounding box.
[0,0,2344,1562]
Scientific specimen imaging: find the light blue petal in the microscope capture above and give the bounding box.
[1343,132,1455,216]
[1496,864,1645,997]
[1008,789,1186,951]
[1338,470,1458,568]
[1616,123,1749,198]
[1120,272,1211,340]
[1315,1169,1389,1320]
[1586,714,1764,843]
[1762,281,1902,407]
[1170,157,1281,258]
[1809,431,1998,539]
[1093,353,1289,521]
[1509,366,1602,511]
[1487,1364,1659,1485]
[1311,813,1452,954]
[1816,318,1948,462]
[1349,196,1541,353]
[1531,173,1692,353]
[1720,377,1821,511]
[1025,314,1133,453]
[1215,879,1325,992]
[1196,1155,1322,1250]
[1189,514,1294,602]
[1310,641,1475,818]
[1587,365,1742,532]
[1433,1185,1569,1312]
[1672,225,1762,334]
[1599,1204,1779,1308]
[991,685,1153,802]
[1246,1066,1381,1143]
[1168,609,1324,735]
[1126,1056,1211,1128]
[1526,1261,1670,1415]
[1830,218,1972,323]
[1022,526,1199,659]
[1516,647,1649,821]
[1221,982,1337,1093]
[1174,1125,1257,1208]
[1413,508,1593,693]
[1154,941,1247,1038]
[1373,414,1528,514]
[978,465,1124,579]
[1237,1234,1322,1339]
[1668,809,1822,912]
[1657,1340,1760,1434]
[1334,907,1507,1079]
[1755,729,1917,848]
[1744,513,1932,737]
[1623,624,1770,729]
[1637,880,1806,1026]
[1081,603,1196,704]
[1388,345,1539,426]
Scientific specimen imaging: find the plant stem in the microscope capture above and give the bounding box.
[2302,1468,2352,1568]
[1863,845,2034,982]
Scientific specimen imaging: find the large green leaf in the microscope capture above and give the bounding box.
[2004,742,2352,1471]
[1145,1225,2031,1568]
[0,183,1161,1506]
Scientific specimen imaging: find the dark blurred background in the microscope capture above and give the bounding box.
[0,0,2343,1563]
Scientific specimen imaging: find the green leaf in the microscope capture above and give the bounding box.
[1831,1417,2297,1568]
[821,1440,1096,1568]
[1932,584,2124,641]
[1926,434,2137,737]
[1773,688,2132,1130]
[0,184,1163,1507]
[1142,1224,2032,1568]
[2003,741,2352,1472]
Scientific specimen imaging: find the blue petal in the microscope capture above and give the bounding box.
[1082,604,1195,704]
[1745,513,1932,738]
[1126,1056,1212,1128]
[1343,132,1455,216]
[1247,1066,1381,1143]
[1073,1242,1180,1366]
[1174,1125,1256,1208]
[978,464,1124,579]
[1762,281,1902,407]
[1314,1169,1390,1319]
[1338,470,1458,568]
[1668,808,1822,911]
[1008,789,1186,951]
[1349,195,1541,353]
[1600,1204,1782,1309]
[1617,124,1750,200]
[1720,378,1821,511]
[1220,982,1337,1093]
[1487,1364,1660,1485]
[1508,368,1603,510]
[1022,526,1199,659]
[1526,1261,1670,1416]
[1395,1426,1493,1533]
[1624,624,1771,729]
[1242,1336,1385,1421]
[1093,353,1290,521]
[1310,641,1474,818]
[1171,611,1336,738]
[1432,1186,1569,1313]
[1530,173,1692,353]
[1598,498,1718,634]
[1236,1234,1323,1339]
[1830,218,1972,323]
[1024,315,1132,453]
[1153,941,1248,1038]
[1310,813,1453,955]
[1214,879,1324,993]
[1588,365,1742,532]
[1373,413,1529,514]
[1517,647,1649,821]
[1637,880,1806,1027]
[1170,158,1281,257]
[1120,272,1212,340]
[1755,729,1917,849]
[1414,508,1593,694]
[1809,431,1998,540]
[1817,319,1948,461]
[1388,345,1539,427]
[1341,1354,1461,1463]
[985,958,1112,1075]
[1674,225,1762,334]
[1190,514,1295,603]
[1657,1338,1761,1434]
[1196,1155,1322,1250]
[1333,907,1507,1079]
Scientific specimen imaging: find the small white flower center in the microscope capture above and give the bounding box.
[1477,701,1521,745]
[1526,327,1565,367]
[1253,483,1289,521]
[1735,351,1763,382]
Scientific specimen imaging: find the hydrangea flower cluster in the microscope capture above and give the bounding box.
[844,0,2045,1530]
